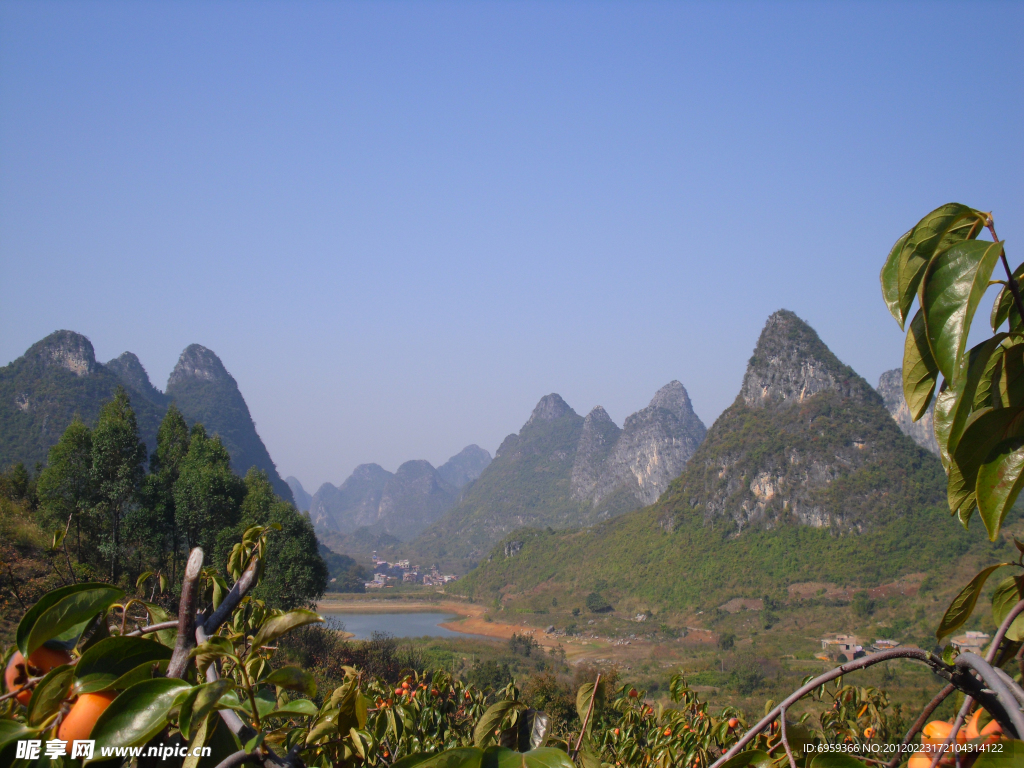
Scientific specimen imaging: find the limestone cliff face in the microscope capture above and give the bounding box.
[666,310,945,534]
[28,331,97,377]
[286,476,313,512]
[166,344,293,504]
[741,310,872,407]
[106,352,168,407]
[570,382,706,509]
[309,463,392,532]
[877,369,940,456]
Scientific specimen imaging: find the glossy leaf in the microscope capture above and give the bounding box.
[74,636,172,693]
[0,719,40,751]
[902,309,940,419]
[810,757,869,768]
[948,407,1024,513]
[249,609,322,653]
[87,678,192,762]
[937,563,1010,639]
[717,751,772,768]
[991,260,1024,332]
[880,229,911,325]
[994,343,1024,408]
[179,679,235,741]
[946,336,1009,457]
[141,602,177,647]
[416,747,484,768]
[474,700,524,748]
[575,680,606,737]
[270,699,319,717]
[895,203,985,328]
[16,583,123,656]
[488,746,576,768]
[990,575,1024,643]
[27,664,75,726]
[971,739,1024,766]
[933,383,957,469]
[977,437,1024,540]
[265,666,317,698]
[921,239,1004,382]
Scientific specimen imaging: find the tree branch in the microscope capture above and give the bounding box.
[126,620,180,637]
[778,707,796,768]
[885,684,954,768]
[212,750,258,768]
[167,547,204,678]
[204,556,259,636]
[712,649,953,768]
[989,217,1024,327]
[954,652,1024,738]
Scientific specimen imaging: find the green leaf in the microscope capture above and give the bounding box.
[934,383,957,469]
[474,701,525,748]
[0,719,40,751]
[182,713,211,768]
[994,342,1024,408]
[574,680,606,738]
[896,203,986,329]
[27,664,75,726]
[391,755,432,768]
[971,739,1024,766]
[141,602,177,647]
[715,751,772,768]
[948,406,1024,512]
[179,679,235,741]
[809,757,869,768]
[416,747,485,768]
[921,239,1004,382]
[264,666,316,698]
[881,229,911,325]
[74,636,172,694]
[486,746,576,768]
[902,309,940,419]
[991,261,1024,332]
[269,699,319,718]
[945,335,1009,459]
[991,575,1024,642]
[16,583,123,656]
[977,437,1024,540]
[249,609,322,654]
[936,564,1011,639]
[86,678,192,762]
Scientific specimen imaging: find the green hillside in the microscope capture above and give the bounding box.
[408,394,587,571]
[451,310,994,613]
[0,331,164,467]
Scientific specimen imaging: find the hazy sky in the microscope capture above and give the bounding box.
[2,1,1021,492]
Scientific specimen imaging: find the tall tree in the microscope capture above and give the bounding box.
[239,469,328,609]
[141,404,191,581]
[173,424,244,555]
[36,419,95,567]
[91,387,147,582]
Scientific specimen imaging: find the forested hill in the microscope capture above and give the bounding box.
[450,310,994,613]
[0,331,292,504]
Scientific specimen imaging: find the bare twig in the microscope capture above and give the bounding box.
[167,547,204,678]
[126,620,180,637]
[778,706,796,768]
[954,653,1024,737]
[712,649,954,768]
[204,557,259,636]
[61,513,76,585]
[0,675,43,703]
[572,674,601,758]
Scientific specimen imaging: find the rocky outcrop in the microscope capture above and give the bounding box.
[310,463,393,532]
[525,394,573,427]
[741,310,873,408]
[877,369,940,456]
[286,476,313,512]
[106,352,168,407]
[166,344,293,504]
[26,331,97,377]
[570,382,707,508]
[437,445,492,488]
[570,407,622,502]
[667,310,945,534]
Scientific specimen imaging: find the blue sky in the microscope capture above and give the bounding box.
[2,1,1021,491]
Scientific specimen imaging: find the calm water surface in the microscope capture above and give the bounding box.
[320,612,481,640]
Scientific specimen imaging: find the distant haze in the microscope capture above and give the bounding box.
[1,2,1021,490]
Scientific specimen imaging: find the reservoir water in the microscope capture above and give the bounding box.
[319,612,477,640]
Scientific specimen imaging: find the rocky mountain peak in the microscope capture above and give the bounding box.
[437,445,492,489]
[740,309,871,408]
[105,352,166,405]
[167,344,230,387]
[647,380,694,417]
[525,393,574,428]
[27,331,97,377]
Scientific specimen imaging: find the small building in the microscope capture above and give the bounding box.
[951,631,990,656]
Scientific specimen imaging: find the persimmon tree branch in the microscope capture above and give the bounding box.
[989,216,1024,325]
[126,620,180,637]
[167,547,204,678]
[884,684,954,768]
[778,706,796,768]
